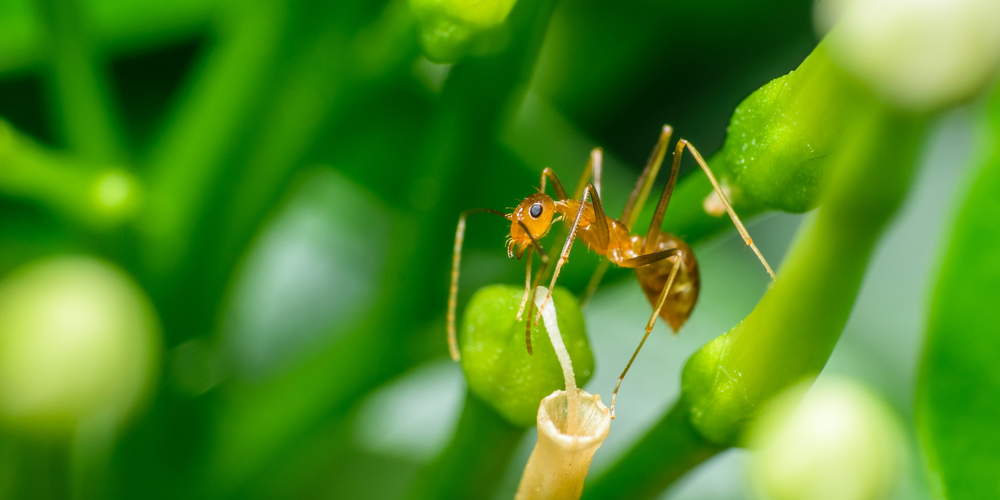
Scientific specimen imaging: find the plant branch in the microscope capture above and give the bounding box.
[35,0,127,161]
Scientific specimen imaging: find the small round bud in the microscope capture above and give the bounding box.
[0,256,160,433]
[408,0,518,63]
[460,285,592,428]
[748,377,905,500]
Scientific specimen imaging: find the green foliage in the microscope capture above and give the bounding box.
[460,285,592,428]
[409,0,518,62]
[0,0,996,498]
[916,84,1000,500]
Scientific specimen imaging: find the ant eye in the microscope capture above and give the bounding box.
[529,203,543,218]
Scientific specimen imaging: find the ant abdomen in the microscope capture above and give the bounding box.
[635,233,700,332]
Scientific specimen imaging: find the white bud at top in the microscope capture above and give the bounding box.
[817,0,1000,110]
[748,377,905,500]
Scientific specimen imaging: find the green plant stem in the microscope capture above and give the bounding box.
[407,392,525,500]
[172,0,417,349]
[0,119,131,227]
[582,399,722,500]
[35,0,126,161]
[586,106,928,499]
[683,106,928,444]
[139,0,289,282]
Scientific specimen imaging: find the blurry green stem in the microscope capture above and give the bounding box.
[35,0,126,161]
[139,0,289,279]
[0,119,139,228]
[582,399,721,500]
[407,393,525,500]
[178,0,418,347]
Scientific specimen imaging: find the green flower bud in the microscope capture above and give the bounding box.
[748,378,904,500]
[715,45,868,213]
[409,0,518,63]
[460,285,592,428]
[0,256,160,433]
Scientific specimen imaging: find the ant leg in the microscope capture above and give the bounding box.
[644,139,685,253]
[680,140,776,281]
[447,208,509,361]
[621,125,673,230]
[515,221,549,321]
[517,251,534,320]
[513,221,552,354]
[536,182,609,319]
[515,251,536,355]
[610,254,682,419]
[572,148,604,199]
[539,167,569,200]
[618,248,681,269]
[581,245,683,306]
[582,126,674,308]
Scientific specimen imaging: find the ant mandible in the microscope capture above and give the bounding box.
[447,125,776,418]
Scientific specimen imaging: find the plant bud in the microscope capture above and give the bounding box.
[715,45,868,213]
[0,256,160,433]
[748,377,904,500]
[817,0,1000,110]
[408,0,518,62]
[460,285,592,428]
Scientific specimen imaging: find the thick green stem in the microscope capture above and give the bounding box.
[582,399,721,500]
[138,0,289,281]
[0,119,139,228]
[682,107,927,445]
[407,393,525,500]
[35,0,126,161]
[586,106,928,499]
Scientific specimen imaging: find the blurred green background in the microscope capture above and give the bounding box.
[0,0,990,498]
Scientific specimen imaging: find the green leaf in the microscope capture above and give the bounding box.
[916,86,1000,500]
[460,285,592,428]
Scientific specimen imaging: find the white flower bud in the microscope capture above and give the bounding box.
[817,0,1000,110]
[748,377,905,500]
[0,257,160,432]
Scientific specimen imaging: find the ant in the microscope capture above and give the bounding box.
[447,125,775,418]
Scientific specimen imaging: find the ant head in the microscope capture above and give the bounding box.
[507,192,555,259]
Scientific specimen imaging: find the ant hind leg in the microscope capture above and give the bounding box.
[679,140,776,280]
[610,252,682,419]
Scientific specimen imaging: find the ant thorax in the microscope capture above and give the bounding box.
[554,199,632,259]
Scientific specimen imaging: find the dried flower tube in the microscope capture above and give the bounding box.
[515,287,611,500]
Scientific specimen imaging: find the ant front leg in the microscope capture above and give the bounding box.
[536,181,609,320]
[513,221,550,355]
[447,208,510,362]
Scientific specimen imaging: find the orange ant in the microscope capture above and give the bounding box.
[447,125,775,418]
